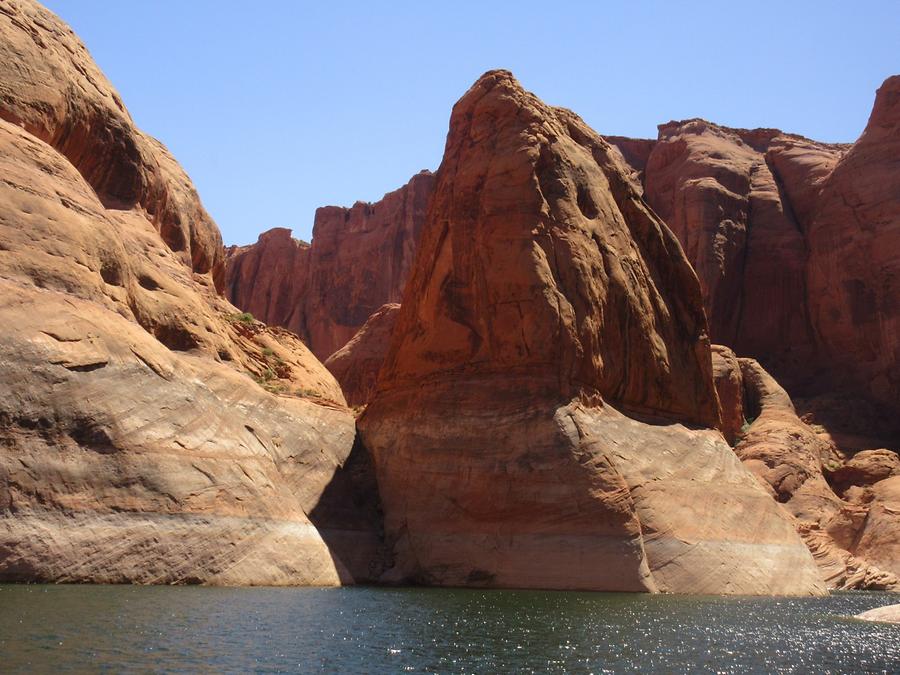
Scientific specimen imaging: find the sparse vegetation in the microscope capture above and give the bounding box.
[227,311,255,324]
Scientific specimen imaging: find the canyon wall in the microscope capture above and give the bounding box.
[224,172,434,359]
[608,77,900,442]
[0,0,382,585]
[358,70,824,595]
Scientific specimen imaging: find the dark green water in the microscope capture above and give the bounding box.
[0,585,897,673]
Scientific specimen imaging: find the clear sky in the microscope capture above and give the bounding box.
[43,1,899,246]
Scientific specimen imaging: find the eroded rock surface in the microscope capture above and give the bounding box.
[805,75,900,423]
[608,77,900,444]
[856,603,900,624]
[0,0,223,279]
[324,303,399,407]
[359,70,824,595]
[711,344,744,445]
[0,0,382,585]
[225,172,435,359]
[735,359,899,590]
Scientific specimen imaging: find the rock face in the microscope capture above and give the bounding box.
[618,123,843,375]
[324,303,400,407]
[608,77,900,442]
[0,0,382,585]
[711,345,744,445]
[223,228,311,337]
[856,603,900,624]
[359,70,824,595]
[224,171,435,359]
[734,358,899,590]
[0,0,223,280]
[804,75,900,423]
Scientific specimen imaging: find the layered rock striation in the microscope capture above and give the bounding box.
[713,356,899,590]
[358,70,824,595]
[324,303,400,407]
[224,171,435,359]
[0,0,382,585]
[608,77,900,442]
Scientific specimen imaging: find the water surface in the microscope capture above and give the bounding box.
[0,585,897,673]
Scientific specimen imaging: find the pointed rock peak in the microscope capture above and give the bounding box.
[378,64,720,429]
[867,74,900,132]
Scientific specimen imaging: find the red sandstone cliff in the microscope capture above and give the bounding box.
[0,0,382,585]
[712,356,899,590]
[324,303,400,408]
[608,78,900,444]
[358,70,824,595]
[224,171,435,359]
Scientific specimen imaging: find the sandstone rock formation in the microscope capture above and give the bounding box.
[711,345,743,445]
[359,70,824,595]
[856,603,900,624]
[224,171,435,359]
[0,0,382,585]
[0,0,223,280]
[733,358,899,590]
[324,303,399,407]
[608,77,900,445]
[222,228,311,338]
[804,75,900,426]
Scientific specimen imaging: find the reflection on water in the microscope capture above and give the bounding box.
[0,584,897,673]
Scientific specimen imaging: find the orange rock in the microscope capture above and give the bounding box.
[324,303,399,407]
[735,359,899,590]
[223,228,311,338]
[631,122,843,367]
[609,77,900,443]
[827,449,900,494]
[804,75,900,421]
[0,0,223,279]
[0,0,382,585]
[359,70,824,595]
[711,344,744,445]
[853,476,900,580]
[224,172,435,359]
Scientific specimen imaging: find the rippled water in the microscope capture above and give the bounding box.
[0,585,897,673]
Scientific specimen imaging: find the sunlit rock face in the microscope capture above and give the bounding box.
[359,70,825,595]
[734,359,899,591]
[609,75,900,444]
[224,172,435,360]
[324,303,400,407]
[0,0,383,585]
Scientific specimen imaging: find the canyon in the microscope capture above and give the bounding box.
[0,0,897,594]
[0,0,380,584]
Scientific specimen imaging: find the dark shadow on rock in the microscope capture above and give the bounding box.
[307,433,392,584]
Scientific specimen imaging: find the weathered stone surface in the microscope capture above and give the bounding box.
[827,449,900,494]
[711,344,743,445]
[324,303,399,407]
[608,77,900,443]
[804,75,900,421]
[856,603,900,624]
[735,359,899,590]
[0,1,382,585]
[224,172,435,359]
[359,70,824,595]
[223,228,310,336]
[0,0,223,279]
[634,122,841,368]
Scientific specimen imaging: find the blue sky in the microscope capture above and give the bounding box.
[43,1,899,245]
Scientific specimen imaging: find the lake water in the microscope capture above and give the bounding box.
[0,585,897,673]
